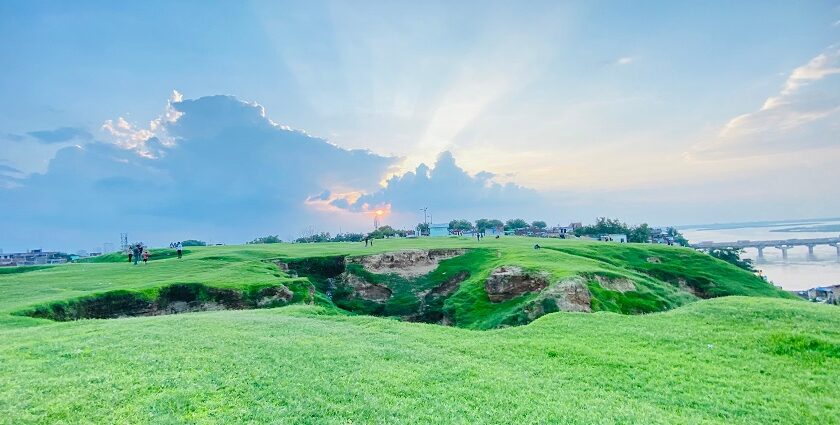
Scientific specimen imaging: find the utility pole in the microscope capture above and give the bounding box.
[419,207,429,226]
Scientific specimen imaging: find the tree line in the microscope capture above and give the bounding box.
[573,217,689,245]
[248,217,691,246]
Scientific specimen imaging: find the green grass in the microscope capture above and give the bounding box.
[0,298,837,424]
[0,237,833,423]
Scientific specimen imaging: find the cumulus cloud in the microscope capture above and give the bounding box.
[101,90,184,157]
[332,151,544,221]
[0,94,399,249]
[1,93,555,250]
[690,45,840,159]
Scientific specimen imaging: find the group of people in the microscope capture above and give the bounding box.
[127,243,149,265]
[127,241,183,265]
[168,241,183,259]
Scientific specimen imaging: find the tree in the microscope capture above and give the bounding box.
[448,219,473,232]
[248,235,282,244]
[475,218,504,234]
[296,232,332,243]
[416,222,430,234]
[377,225,397,238]
[531,221,547,230]
[504,218,529,231]
[333,233,364,242]
[627,223,652,243]
[708,248,755,272]
[574,217,629,237]
[667,227,689,246]
[180,239,207,247]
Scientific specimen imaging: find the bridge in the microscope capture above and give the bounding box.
[691,236,840,262]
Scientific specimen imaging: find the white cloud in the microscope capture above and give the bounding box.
[102,90,185,157]
[616,56,635,65]
[690,46,840,159]
[2,93,554,250]
[332,151,544,220]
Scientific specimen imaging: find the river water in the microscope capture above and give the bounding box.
[681,219,840,291]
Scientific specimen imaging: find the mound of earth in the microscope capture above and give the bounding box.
[347,249,465,278]
[485,266,551,302]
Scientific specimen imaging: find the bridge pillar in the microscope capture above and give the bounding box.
[775,245,791,261]
[756,246,766,263]
[830,243,840,260]
[806,244,817,260]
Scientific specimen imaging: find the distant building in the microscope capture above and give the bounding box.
[650,228,679,245]
[481,227,502,237]
[794,284,839,305]
[429,223,450,237]
[557,226,575,236]
[0,250,67,267]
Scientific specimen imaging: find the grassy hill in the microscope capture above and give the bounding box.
[0,237,836,423]
[1,237,790,329]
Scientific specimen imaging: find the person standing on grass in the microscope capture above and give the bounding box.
[132,244,141,265]
[142,249,150,264]
[176,241,183,259]
[127,249,133,263]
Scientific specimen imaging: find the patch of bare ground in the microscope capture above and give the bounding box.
[338,273,392,301]
[592,274,637,293]
[348,249,465,278]
[485,266,551,302]
[525,276,592,319]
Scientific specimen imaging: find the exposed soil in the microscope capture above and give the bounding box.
[407,270,471,324]
[338,273,392,301]
[348,249,465,278]
[677,278,700,297]
[524,276,592,319]
[280,256,346,280]
[429,270,470,298]
[592,274,636,293]
[485,266,551,302]
[542,277,592,313]
[22,283,295,321]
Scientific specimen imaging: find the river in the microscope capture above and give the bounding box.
[680,219,840,291]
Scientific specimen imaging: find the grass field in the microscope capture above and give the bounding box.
[0,237,836,423]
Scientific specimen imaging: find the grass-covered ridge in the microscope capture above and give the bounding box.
[0,237,791,328]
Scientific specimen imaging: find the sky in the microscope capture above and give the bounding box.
[1,1,839,252]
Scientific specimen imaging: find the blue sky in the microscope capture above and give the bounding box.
[1,1,839,252]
